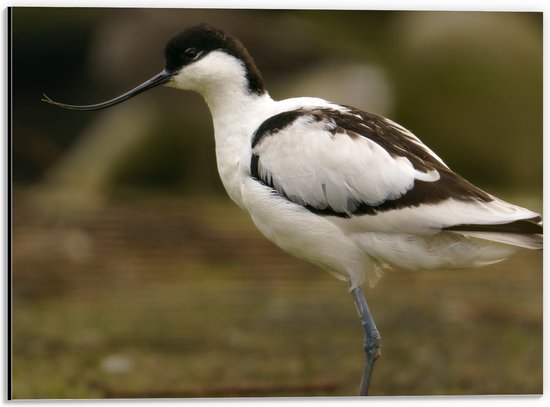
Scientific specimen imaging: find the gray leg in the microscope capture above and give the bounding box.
[351,286,381,396]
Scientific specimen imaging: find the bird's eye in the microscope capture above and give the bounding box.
[184,48,199,60]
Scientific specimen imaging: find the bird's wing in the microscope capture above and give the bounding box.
[250,105,542,242]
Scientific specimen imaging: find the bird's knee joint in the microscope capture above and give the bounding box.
[364,334,381,358]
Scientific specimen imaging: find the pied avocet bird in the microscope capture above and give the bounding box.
[43,24,543,396]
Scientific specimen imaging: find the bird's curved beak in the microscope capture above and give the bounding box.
[42,70,174,111]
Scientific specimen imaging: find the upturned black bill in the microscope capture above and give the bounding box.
[42,70,173,111]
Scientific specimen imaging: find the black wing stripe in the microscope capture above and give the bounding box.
[331,105,441,173]
[444,216,543,234]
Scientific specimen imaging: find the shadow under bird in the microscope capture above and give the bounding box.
[43,24,543,396]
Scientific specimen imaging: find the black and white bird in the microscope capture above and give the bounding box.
[43,24,543,396]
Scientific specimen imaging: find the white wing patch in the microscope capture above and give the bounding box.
[252,112,440,216]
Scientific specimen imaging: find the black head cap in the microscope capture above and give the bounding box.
[164,24,265,95]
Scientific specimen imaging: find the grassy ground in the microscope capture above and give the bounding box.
[11,193,542,398]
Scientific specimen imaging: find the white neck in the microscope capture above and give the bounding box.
[169,51,277,207]
[205,87,275,208]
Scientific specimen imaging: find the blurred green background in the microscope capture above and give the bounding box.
[11,8,542,398]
